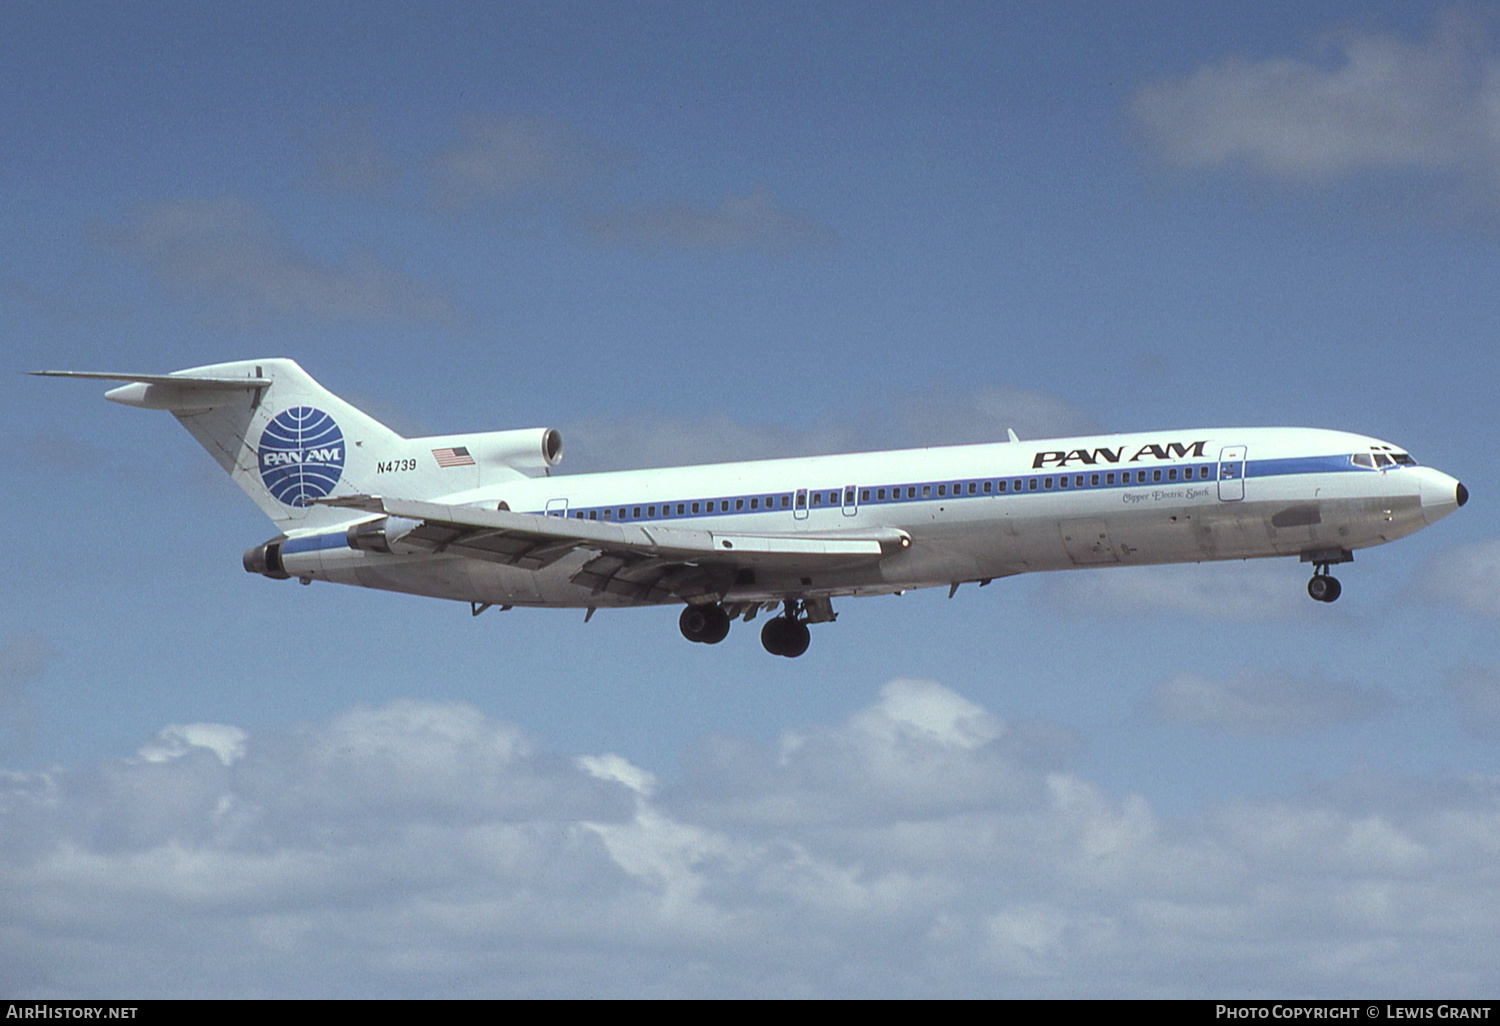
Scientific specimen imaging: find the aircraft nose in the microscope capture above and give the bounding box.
[1417,468,1467,524]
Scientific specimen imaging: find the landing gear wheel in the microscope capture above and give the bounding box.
[679,604,731,644]
[1307,574,1342,603]
[761,616,810,658]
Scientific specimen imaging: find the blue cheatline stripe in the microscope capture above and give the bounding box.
[1246,454,1354,478]
[281,532,351,554]
[549,454,1379,525]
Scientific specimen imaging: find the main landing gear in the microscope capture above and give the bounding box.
[760,601,811,659]
[679,603,731,645]
[677,599,818,657]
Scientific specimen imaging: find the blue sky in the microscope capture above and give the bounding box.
[4,1,1500,998]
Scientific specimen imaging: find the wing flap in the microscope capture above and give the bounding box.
[319,494,909,572]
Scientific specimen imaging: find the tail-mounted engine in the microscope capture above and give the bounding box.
[345,516,425,555]
[242,539,290,579]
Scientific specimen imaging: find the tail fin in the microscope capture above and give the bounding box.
[39,359,402,531]
[37,358,565,532]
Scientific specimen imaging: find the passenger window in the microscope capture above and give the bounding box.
[922,485,932,498]
[984,481,993,493]
[633,507,641,518]
[589,510,597,520]
[1090,474,1099,486]
[861,489,870,502]
[1059,476,1068,488]
[736,499,745,510]
[938,484,947,496]
[1152,470,1161,482]
[1028,478,1037,491]
[877,488,886,500]
[691,502,700,513]
[750,498,758,510]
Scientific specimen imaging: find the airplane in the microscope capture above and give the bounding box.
[36,358,1468,657]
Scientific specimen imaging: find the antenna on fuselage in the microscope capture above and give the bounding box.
[1007,428,1021,443]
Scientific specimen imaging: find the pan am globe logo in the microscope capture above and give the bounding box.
[258,407,345,507]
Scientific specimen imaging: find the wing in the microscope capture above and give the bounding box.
[317,494,911,603]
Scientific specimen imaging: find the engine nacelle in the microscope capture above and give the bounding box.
[345,516,426,555]
[412,427,562,478]
[242,539,290,579]
[469,427,563,474]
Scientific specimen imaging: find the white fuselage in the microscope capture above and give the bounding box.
[276,426,1465,609]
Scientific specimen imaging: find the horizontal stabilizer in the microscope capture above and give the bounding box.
[32,369,273,411]
[30,370,272,387]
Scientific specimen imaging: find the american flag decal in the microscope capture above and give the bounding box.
[431,446,475,468]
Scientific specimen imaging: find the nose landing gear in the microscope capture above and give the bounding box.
[1303,548,1352,604]
[1307,565,1342,603]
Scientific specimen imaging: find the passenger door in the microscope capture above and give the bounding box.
[1217,446,1246,502]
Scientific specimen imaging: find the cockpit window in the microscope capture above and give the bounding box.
[1353,450,1417,469]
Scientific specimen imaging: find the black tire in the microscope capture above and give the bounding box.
[780,618,810,658]
[701,604,731,643]
[680,604,731,643]
[1307,575,1342,603]
[761,616,790,656]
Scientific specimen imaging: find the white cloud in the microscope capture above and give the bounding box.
[1132,14,1500,194]
[137,724,247,767]
[105,196,457,328]
[3,686,1499,996]
[1150,670,1390,733]
[430,115,614,210]
[587,186,835,253]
